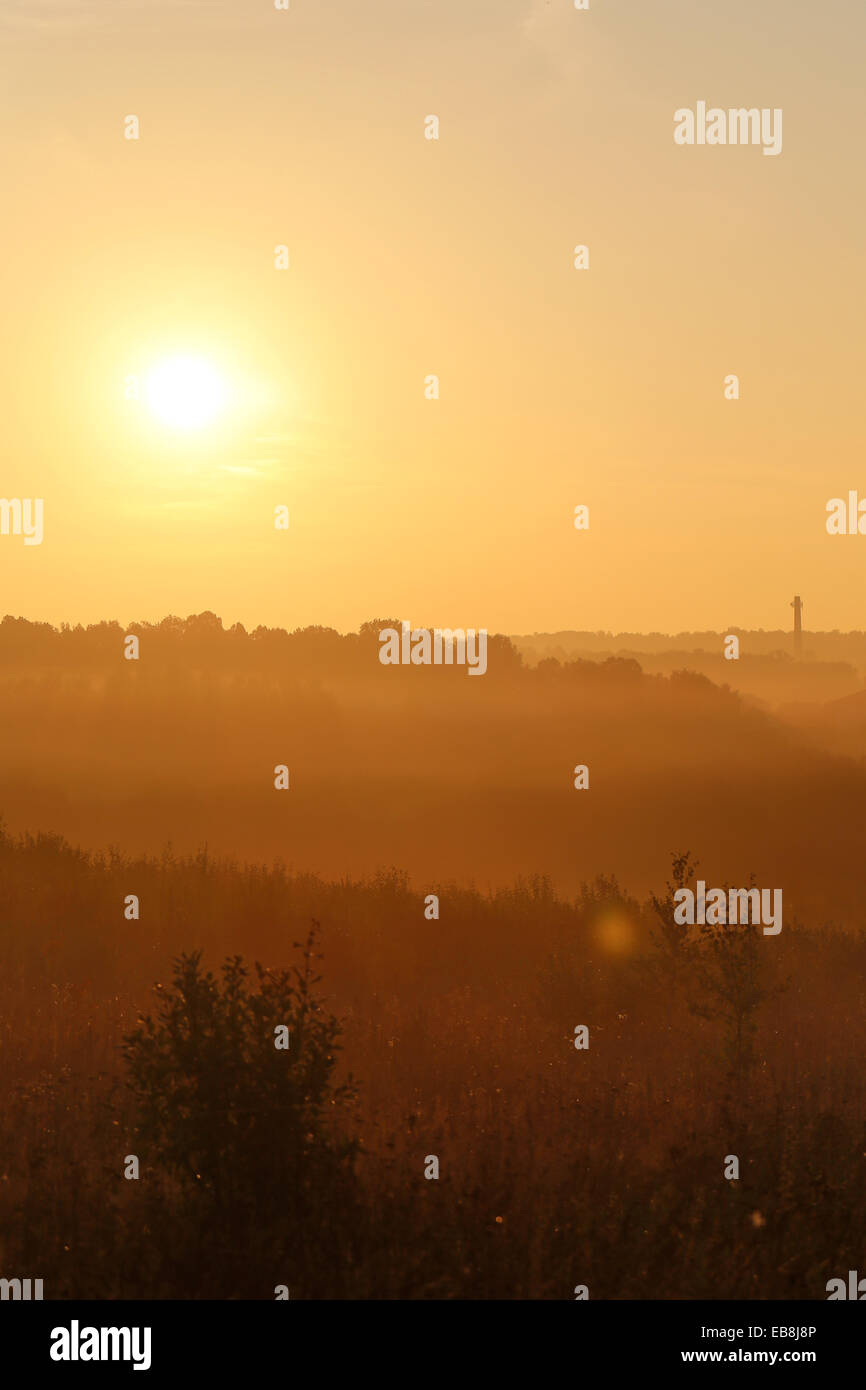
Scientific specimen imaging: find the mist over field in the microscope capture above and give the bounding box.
[1,614,863,924]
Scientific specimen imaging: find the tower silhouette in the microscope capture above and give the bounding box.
[790,595,803,656]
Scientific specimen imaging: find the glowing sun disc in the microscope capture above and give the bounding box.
[145,356,225,429]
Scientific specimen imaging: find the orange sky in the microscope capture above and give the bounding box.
[1,0,864,634]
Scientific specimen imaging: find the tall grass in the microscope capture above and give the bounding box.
[1,823,863,1298]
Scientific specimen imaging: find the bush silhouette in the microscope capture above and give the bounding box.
[122,923,358,1228]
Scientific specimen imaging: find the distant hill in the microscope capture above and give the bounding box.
[510,630,866,709]
[511,628,866,664]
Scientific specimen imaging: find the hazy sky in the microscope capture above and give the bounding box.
[1,0,864,634]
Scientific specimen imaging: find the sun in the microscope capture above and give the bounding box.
[145,356,226,429]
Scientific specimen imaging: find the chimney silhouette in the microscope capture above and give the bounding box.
[790,595,803,656]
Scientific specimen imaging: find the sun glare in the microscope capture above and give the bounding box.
[145,356,225,429]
